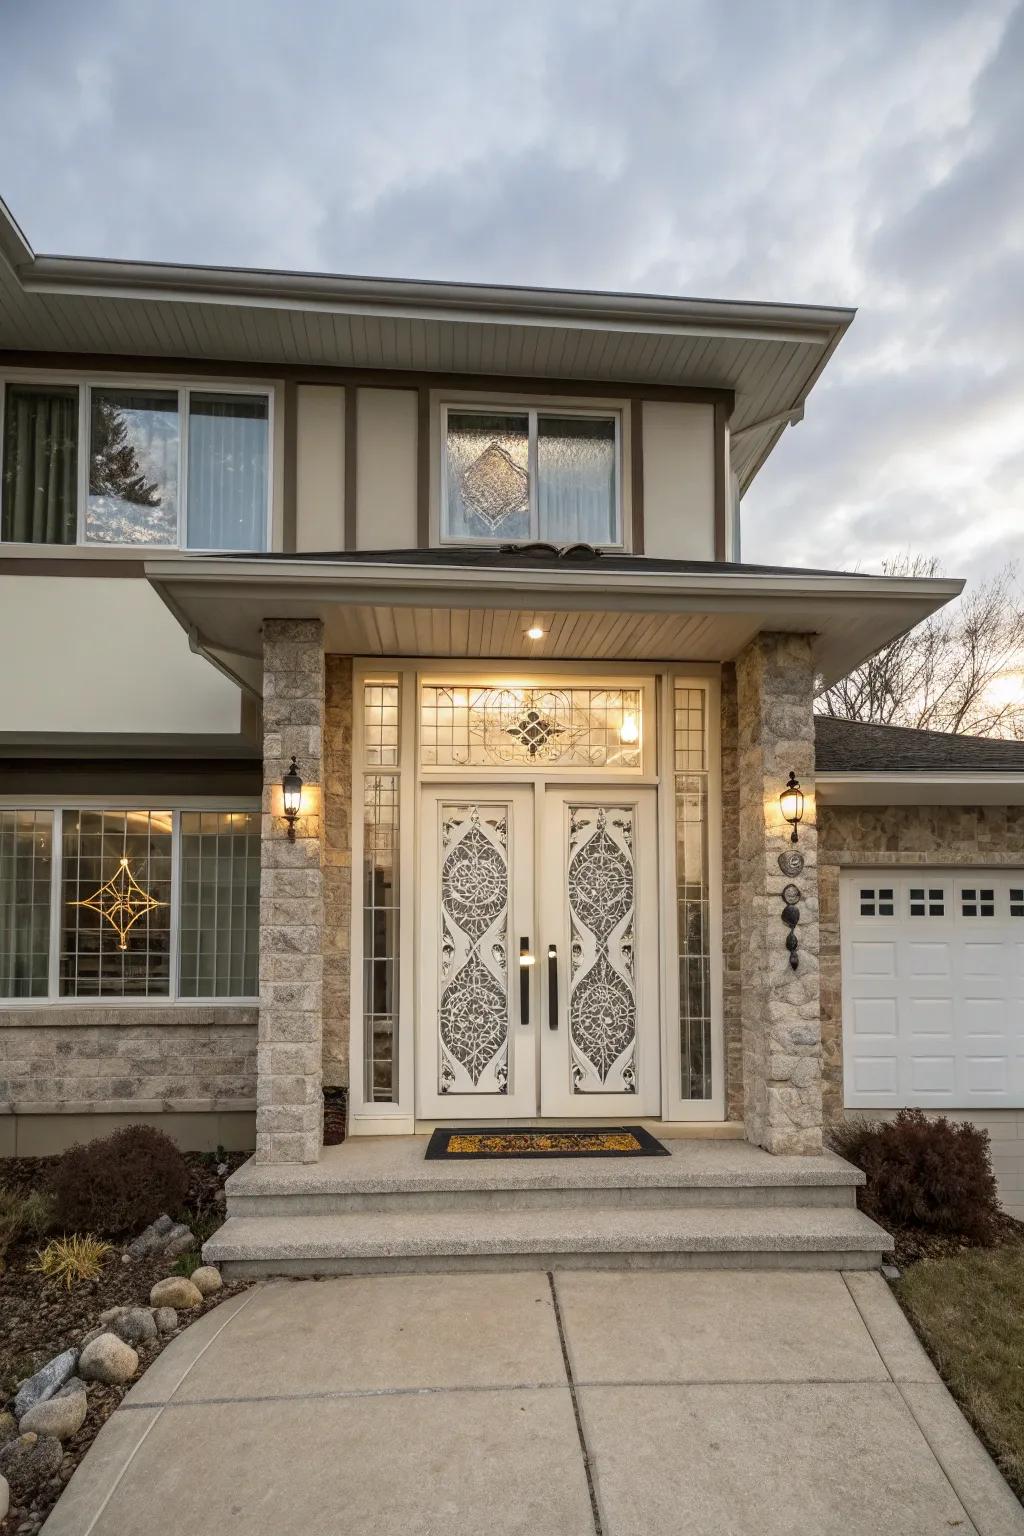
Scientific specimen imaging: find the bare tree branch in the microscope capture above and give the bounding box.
[818,556,1024,737]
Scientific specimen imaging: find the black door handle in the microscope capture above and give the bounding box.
[547,943,558,1028]
[519,937,534,1025]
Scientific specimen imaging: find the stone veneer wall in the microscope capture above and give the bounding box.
[719,663,743,1123]
[819,801,1024,1214]
[0,1006,257,1152]
[734,633,823,1154]
[322,656,353,1088]
[257,618,325,1164]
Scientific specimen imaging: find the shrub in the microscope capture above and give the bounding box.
[173,1250,202,1277]
[831,1108,1001,1242]
[0,1188,58,1270]
[32,1234,113,1289]
[49,1125,190,1238]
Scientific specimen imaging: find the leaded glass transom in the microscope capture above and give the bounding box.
[420,685,642,770]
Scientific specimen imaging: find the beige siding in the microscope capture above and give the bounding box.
[296,384,345,551]
[356,388,418,549]
[0,575,243,736]
[642,401,715,560]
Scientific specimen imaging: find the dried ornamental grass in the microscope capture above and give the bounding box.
[31,1234,114,1290]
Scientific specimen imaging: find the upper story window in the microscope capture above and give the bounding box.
[1,379,271,551]
[442,406,620,546]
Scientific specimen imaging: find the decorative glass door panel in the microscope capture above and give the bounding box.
[540,789,660,1116]
[417,788,536,1118]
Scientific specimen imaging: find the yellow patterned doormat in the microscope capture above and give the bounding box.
[424,1126,670,1159]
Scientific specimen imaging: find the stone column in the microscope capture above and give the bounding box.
[256,619,325,1164]
[735,632,823,1154]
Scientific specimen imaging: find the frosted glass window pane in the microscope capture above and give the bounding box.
[445,412,529,540]
[87,390,179,545]
[60,809,173,997]
[538,415,616,543]
[187,393,269,551]
[364,774,400,1102]
[178,811,260,997]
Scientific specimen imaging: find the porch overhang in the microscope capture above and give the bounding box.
[145,554,962,688]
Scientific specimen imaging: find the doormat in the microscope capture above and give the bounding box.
[424,1125,670,1159]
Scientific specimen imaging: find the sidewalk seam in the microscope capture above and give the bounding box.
[547,1270,603,1536]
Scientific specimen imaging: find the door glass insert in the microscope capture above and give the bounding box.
[674,685,711,1098]
[420,685,642,769]
[438,803,511,1094]
[567,804,637,1094]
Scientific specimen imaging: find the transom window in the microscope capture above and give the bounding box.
[442,406,620,546]
[909,887,945,917]
[1,379,271,551]
[418,684,642,770]
[0,807,259,1001]
[859,887,895,917]
[961,887,996,918]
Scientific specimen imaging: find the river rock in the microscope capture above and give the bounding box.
[150,1276,203,1310]
[13,1348,79,1420]
[0,1432,63,1493]
[164,1231,195,1258]
[190,1265,222,1297]
[154,1307,178,1334]
[0,1470,8,1522]
[78,1333,139,1385]
[112,1308,158,1346]
[19,1385,87,1441]
[99,1305,129,1324]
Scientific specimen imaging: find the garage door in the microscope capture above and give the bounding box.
[841,870,1024,1110]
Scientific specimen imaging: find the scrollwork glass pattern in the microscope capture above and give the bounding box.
[420,686,642,770]
[566,806,637,1093]
[438,803,510,1093]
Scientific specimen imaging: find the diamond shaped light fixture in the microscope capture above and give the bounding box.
[74,858,165,950]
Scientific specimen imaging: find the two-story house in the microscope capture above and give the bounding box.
[3,193,1022,1271]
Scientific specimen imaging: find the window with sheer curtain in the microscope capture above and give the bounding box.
[443,407,619,545]
[1,379,270,550]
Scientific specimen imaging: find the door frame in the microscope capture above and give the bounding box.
[347,659,725,1136]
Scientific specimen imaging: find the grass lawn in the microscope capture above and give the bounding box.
[894,1245,1024,1502]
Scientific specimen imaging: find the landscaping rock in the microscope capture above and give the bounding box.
[98,1306,129,1325]
[78,1333,139,1386]
[190,1265,222,1297]
[164,1231,196,1258]
[0,1470,7,1522]
[154,1307,178,1334]
[150,1276,203,1310]
[13,1348,79,1421]
[0,1432,63,1494]
[126,1212,184,1260]
[112,1308,158,1346]
[0,1411,17,1446]
[19,1386,87,1442]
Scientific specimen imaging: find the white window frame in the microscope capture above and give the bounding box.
[0,799,261,1007]
[439,403,623,549]
[0,373,274,554]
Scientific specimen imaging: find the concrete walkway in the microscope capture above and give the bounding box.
[43,1270,1023,1536]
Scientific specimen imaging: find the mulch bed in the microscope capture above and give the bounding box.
[1,1151,251,1536]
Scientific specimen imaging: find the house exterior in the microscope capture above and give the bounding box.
[1,194,1021,1226]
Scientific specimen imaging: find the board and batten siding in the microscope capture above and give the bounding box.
[292,383,720,558]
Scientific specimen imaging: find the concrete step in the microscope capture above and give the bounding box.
[224,1139,864,1218]
[204,1205,893,1277]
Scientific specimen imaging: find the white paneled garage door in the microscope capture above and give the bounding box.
[841,870,1024,1110]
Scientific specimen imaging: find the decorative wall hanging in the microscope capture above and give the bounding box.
[73,857,165,950]
[780,879,803,969]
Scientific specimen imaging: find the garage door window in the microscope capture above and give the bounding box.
[1010,888,1024,918]
[909,887,945,918]
[960,886,995,918]
[859,886,894,917]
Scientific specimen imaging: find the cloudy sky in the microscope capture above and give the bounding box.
[1,0,1021,584]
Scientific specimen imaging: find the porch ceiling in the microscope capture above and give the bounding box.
[145,555,962,687]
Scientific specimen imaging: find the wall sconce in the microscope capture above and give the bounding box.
[780,771,805,844]
[619,713,640,745]
[281,756,304,840]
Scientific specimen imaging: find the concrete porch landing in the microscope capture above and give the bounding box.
[204,1137,893,1276]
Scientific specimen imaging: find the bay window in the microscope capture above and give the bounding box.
[443,406,620,546]
[0,807,260,1002]
[1,377,271,551]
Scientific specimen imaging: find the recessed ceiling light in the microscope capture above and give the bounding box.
[525,626,545,640]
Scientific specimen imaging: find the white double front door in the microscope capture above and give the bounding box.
[417,783,660,1119]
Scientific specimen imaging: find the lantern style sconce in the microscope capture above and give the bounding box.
[281,756,304,840]
[780,771,805,844]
